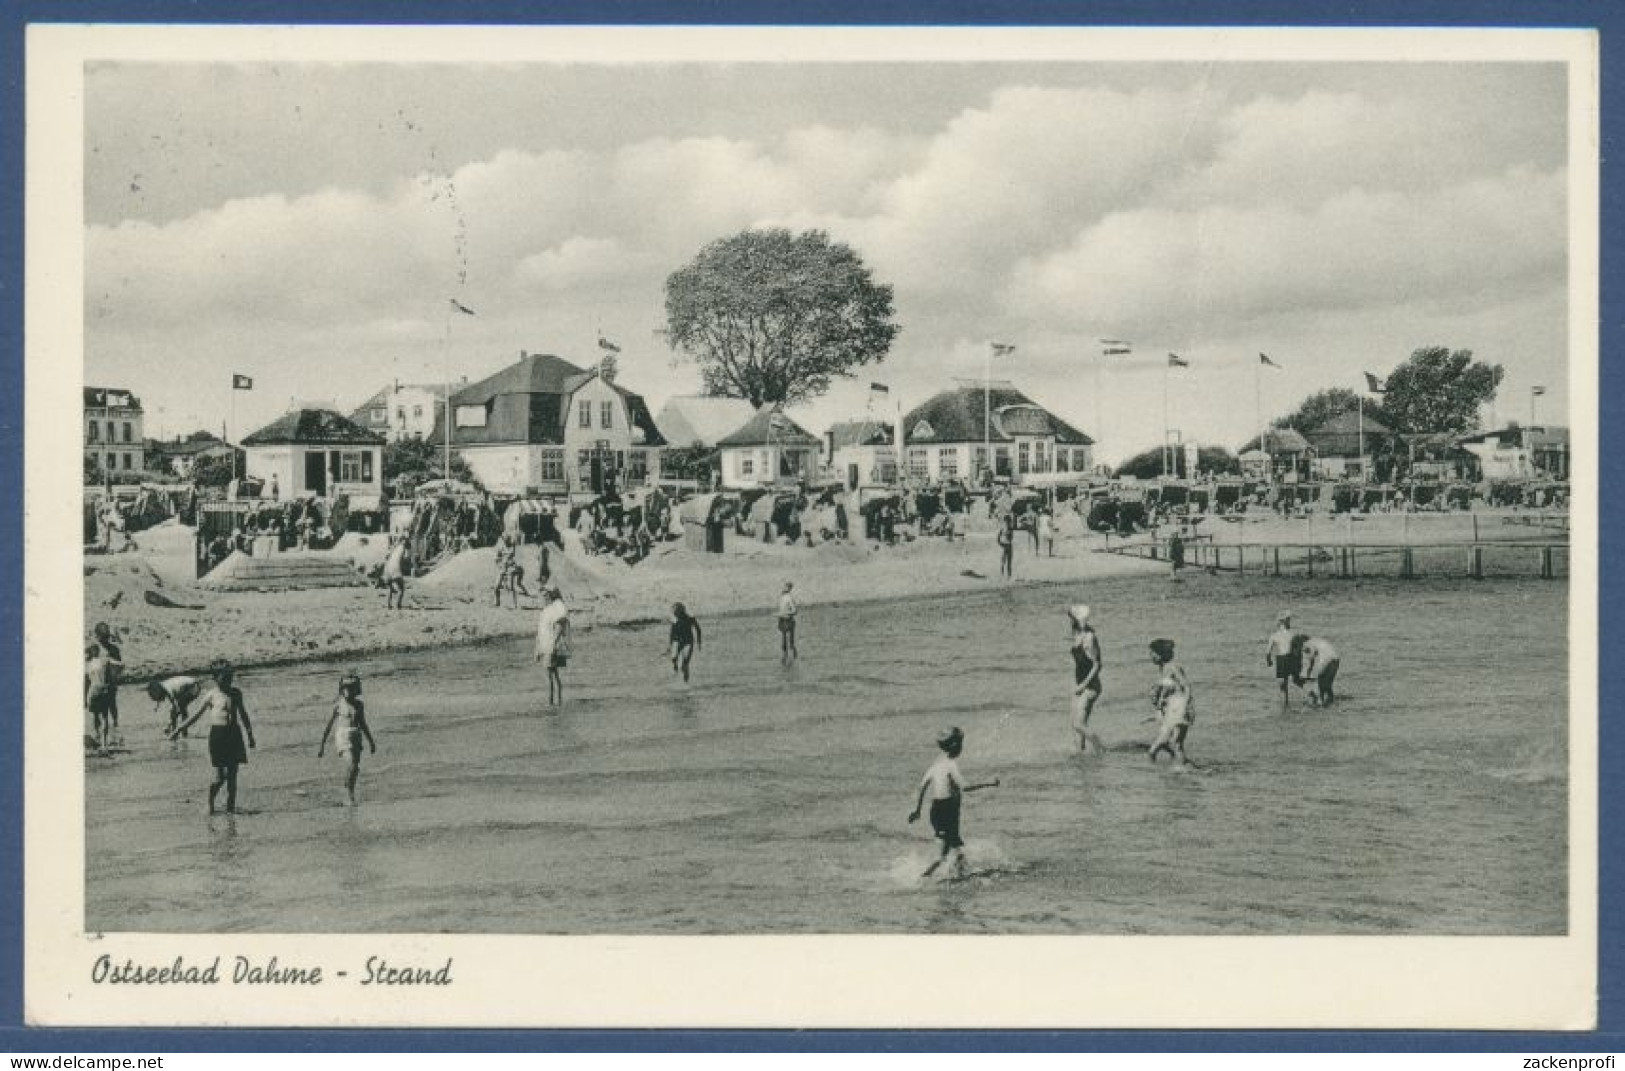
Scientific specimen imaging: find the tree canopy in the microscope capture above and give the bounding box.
[1378,346,1504,434]
[1272,387,1372,435]
[1114,445,1238,480]
[664,228,900,407]
[383,436,476,494]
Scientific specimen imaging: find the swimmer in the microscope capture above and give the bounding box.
[908,726,999,879]
[1264,611,1299,709]
[669,602,703,683]
[1297,635,1341,708]
[317,672,377,805]
[1147,638,1194,766]
[1066,603,1103,754]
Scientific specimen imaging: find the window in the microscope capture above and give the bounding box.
[972,445,987,475]
[413,405,424,419]
[1075,448,1090,472]
[938,448,958,479]
[1034,440,1048,473]
[455,405,487,428]
[907,447,930,479]
[741,455,756,478]
[362,452,374,482]
[1017,442,1031,474]
[122,422,132,444]
[995,446,1012,477]
[627,450,648,481]
[87,421,99,443]
[540,449,564,483]
[1056,448,1070,473]
[340,452,363,482]
[578,400,592,428]
[375,407,388,424]
[106,421,115,443]
[122,453,132,470]
[600,401,614,429]
[577,449,594,484]
[781,449,806,477]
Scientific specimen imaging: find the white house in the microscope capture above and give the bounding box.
[241,408,386,505]
[899,383,1094,485]
[430,351,667,496]
[350,382,446,442]
[716,407,821,489]
[825,419,897,489]
[84,386,145,476]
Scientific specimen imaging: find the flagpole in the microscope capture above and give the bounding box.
[1359,393,1365,480]
[1254,358,1262,458]
[1530,387,1538,427]
[1162,361,1170,479]
[230,383,237,481]
[984,343,991,486]
[443,300,454,482]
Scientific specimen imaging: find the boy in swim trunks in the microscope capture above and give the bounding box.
[84,644,115,753]
[669,602,703,683]
[1265,611,1299,709]
[908,726,999,879]
[317,672,377,805]
[147,675,204,737]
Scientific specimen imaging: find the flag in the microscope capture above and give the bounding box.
[1101,347,1133,357]
[232,374,253,390]
[869,382,889,396]
[1531,385,1547,396]
[597,336,621,353]
[1167,353,1189,368]
[989,341,1017,357]
[1363,371,1387,394]
[449,298,477,316]
[1259,353,1281,369]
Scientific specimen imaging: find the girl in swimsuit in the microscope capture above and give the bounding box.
[1147,638,1194,766]
[318,672,377,805]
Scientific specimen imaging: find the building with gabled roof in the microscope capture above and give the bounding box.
[350,382,445,442]
[84,386,145,478]
[241,408,386,503]
[897,384,1094,485]
[825,419,897,489]
[428,350,668,496]
[716,406,821,489]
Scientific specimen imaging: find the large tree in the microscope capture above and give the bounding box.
[1113,445,1238,480]
[664,228,900,407]
[382,435,475,494]
[1378,346,1504,434]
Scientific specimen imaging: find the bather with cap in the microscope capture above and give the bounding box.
[1067,600,1105,754]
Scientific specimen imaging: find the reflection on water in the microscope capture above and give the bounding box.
[88,576,1567,935]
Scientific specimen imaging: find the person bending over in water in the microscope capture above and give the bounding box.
[170,660,256,814]
[1296,634,1341,708]
[669,602,703,683]
[1147,638,1194,767]
[317,672,377,806]
[908,726,999,879]
[1066,603,1103,754]
[147,675,204,738]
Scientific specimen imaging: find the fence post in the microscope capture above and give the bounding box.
[1401,546,1415,579]
[1307,545,1315,578]
[1273,546,1280,576]
[1350,544,1357,578]
[1541,545,1554,580]
[1470,545,1483,580]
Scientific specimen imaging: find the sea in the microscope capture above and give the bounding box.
[86,574,1568,935]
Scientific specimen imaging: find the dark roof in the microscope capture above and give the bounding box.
[1456,424,1569,449]
[717,407,820,448]
[241,408,385,447]
[827,420,893,449]
[1241,427,1312,454]
[654,397,758,447]
[1302,410,1395,457]
[84,387,142,410]
[428,353,666,448]
[900,386,1093,446]
[146,434,238,457]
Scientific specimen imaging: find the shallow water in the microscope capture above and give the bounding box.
[86,574,1567,935]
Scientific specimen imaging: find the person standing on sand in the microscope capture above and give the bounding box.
[1067,604,1104,754]
[996,513,1015,579]
[908,726,999,880]
[534,586,571,707]
[169,660,256,814]
[1297,635,1341,708]
[1264,611,1299,709]
[84,645,115,754]
[1147,638,1194,766]
[494,533,530,608]
[669,602,703,683]
[317,672,377,806]
[383,534,409,611]
[1038,508,1055,557]
[1168,530,1186,575]
[777,581,799,663]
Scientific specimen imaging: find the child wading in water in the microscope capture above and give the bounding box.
[669,602,703,683]
[1147,638,1194,766]
[317,672,377,805]
[908,726,999,879]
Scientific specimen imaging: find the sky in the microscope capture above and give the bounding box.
[84,57,1573,464]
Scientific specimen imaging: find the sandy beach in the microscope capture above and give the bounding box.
[85,509,1173,679]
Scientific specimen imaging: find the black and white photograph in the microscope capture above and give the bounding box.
[26,24,1597,1028]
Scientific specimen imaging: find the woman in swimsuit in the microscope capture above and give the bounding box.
[1067,603,1103,754]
